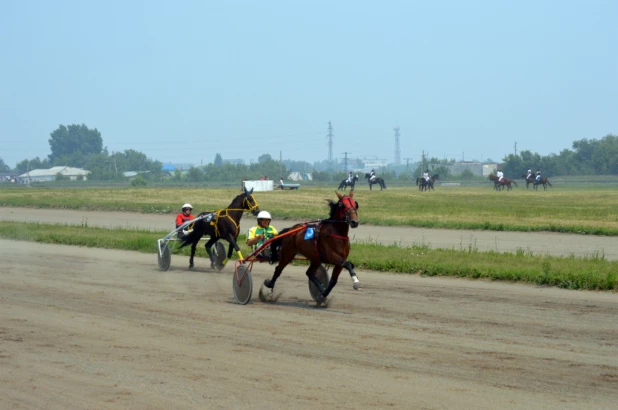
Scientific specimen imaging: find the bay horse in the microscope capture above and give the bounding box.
[521,173,535,189]
[179,187,260,269]
[534,177,552,191]
[364,173,386,191]
[489,174,517,191]
[415,174,440,191]
[263,191,360,302]
[337,174,358,191]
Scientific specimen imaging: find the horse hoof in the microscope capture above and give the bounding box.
[263,279,274,289]
[353,282,362,291]
[189,265,194,270]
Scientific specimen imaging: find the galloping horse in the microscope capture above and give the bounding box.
[180,187,260,269]
[263,191,360,302]
[337,174,359,191]
[364,173,387,191]
[489,174,518,191]
[416,174,440,191]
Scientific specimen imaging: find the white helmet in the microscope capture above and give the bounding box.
[182,203,193,210]
[257,210,271,220]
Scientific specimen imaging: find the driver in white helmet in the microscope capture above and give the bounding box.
[176,203,195,238]
[246,210,279,259]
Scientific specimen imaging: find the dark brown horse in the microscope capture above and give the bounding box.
[521,173,535,189]
[180,187,260,269]
[415,174,440,191]
[263,191,360,302]
[489,174,518,191]
[521,173,552,190]
[337,174,358,191]
[364,173,386,190]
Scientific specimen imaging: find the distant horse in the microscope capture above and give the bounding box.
[489,174,518,191]
[263,191,360,302]
[337,174,359,191]
[180,187,260,269]
[521,173,535,189]
[364,173,387,191]
[415,174,440,191]
[534,177,552,191]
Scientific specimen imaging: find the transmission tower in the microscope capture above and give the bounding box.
[327,121,334,170]
[341,152,351,172]
[394,127,401,165]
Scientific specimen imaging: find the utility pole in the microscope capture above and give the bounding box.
[341,152,351,172]
[422,150,426,171]
[514,141,517,156]
[327,121,334,170]
[394,127,401,165]
[404,157,413,170]
[280,151,283,180]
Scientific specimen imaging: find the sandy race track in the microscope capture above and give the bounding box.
[1,233,617,408]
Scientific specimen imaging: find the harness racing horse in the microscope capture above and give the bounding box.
[489,174,518,191]
[364,173,387,191]
[415,174,440,191]
[263,191,361,303]
[180,187,260,269]
[337,174,359,191]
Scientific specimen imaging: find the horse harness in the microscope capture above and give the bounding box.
[207,194,260,238]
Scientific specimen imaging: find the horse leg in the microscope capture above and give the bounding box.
[263,246,296,289]
[189,240,198,269]
[204,237,217,268]
[321,265,344,298]
[343,260,361,290]
[224,232,244,262]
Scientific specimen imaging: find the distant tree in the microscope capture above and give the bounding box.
[116,149,162,172]
[214,153,223,167]
[130,175,148,187]
[0,158,11,172]
[15,157,51,175]
[48,124,103,164]
[186,166,204,182]
[258,153,272,164]
[459,168,475,180]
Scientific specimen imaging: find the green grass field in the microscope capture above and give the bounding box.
[2,184,618,234]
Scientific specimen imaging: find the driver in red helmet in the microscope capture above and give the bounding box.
[176,203,195,239]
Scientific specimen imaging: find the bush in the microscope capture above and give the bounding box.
[130,175,147,187]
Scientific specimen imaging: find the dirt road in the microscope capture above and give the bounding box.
[2,207,617,260]
[1,238,617,409]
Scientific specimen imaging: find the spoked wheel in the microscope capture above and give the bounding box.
[233,265,253,305]
[213,242,227,271]
[158,242,171,271]
[309,265,330,303]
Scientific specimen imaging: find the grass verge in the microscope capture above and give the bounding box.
[1,221,616,291]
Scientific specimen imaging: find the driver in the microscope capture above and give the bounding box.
[246,211,279,260]
[176,203,195,238]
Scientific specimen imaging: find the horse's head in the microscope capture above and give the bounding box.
[364,173,370,179]
[242,186,260,216]
[489,174,496,181]
[329,191,359,228]
[433,174,440,180]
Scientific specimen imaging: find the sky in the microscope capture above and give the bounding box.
[1,0,616,169]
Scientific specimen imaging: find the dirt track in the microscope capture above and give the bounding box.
[1,209,618,409]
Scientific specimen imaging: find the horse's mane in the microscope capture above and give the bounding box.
[326,199,338,219]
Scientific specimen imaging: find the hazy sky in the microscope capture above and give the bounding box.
[1,0,616,168]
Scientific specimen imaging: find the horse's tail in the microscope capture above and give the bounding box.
[382,179,387,188]
[546,179,552,187]
[415,178,420,186]
[512,180,518,187]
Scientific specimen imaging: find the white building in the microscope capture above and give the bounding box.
[19,166,90,182]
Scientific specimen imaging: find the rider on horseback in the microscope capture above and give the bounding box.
[369,169,376,182]
[526,168,533,180]
[346,171,353,184]
[423,170,430,182]
[535,169,542,182]
[496,170,504,183]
